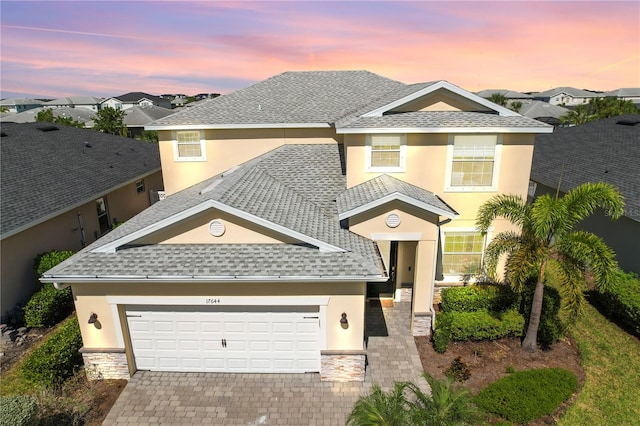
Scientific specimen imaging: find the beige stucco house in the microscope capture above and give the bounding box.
[42,71,552,381]
[0,123,163,319]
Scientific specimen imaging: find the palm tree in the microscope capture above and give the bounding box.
[487,93,508,107]
[346,382,410,426]
[476,182,624,352]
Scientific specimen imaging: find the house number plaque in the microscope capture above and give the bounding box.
[205,298,221,304]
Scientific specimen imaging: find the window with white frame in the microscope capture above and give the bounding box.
[174,130,206,161]
[366,134,406,171]
[442,231,484,276]
[446,134,499,191]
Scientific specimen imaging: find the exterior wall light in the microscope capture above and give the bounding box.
[88,313,98,324]
[340,312,349,329]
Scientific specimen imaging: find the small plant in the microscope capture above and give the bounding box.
[505,365,516,374]
[445,357,471,382]
[0,395,38,426]
[475,368,577,423]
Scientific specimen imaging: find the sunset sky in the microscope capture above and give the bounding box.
[1,1,639,99]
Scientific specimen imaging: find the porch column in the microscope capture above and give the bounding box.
[412,240,436,336]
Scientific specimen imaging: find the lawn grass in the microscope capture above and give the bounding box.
[558,303,640,425]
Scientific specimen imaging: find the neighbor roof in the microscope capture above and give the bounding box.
[603,88,640,98]
[531,115,640,222]
[518,100,569,120]
[0,107,95,124]
[0,123,161,238]
[124,105,175,127]
[111,92,166,103]
[476,89,533,99]
[43,144,386,282]
[44,96,103,106]
[533,87,601,98]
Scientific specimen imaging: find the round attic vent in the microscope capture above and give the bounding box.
[209,220,226,237]
[386,213,401,228]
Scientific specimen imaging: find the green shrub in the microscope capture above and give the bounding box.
[21,316,83,387]
[520,284,564,348]
[440,284,518,312]
[0,395,38,426]
[433,312,453,353]
[34,250,74,278]
[475,368,577,423]
[588,270,640,337]
[23,284,73,328]
[446,309,524,341]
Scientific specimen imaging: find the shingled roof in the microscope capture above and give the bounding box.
[43,144,386,282]
[531,115,640,222]
[0,123,161,237]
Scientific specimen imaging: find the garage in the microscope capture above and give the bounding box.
[125,305,321,373]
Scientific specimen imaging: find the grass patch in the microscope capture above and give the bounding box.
[559,304,640,425]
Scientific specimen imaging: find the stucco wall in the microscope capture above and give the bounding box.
[1,171,163,317]
[159,128,342,195]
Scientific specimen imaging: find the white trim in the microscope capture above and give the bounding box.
[146,123,331,131]
[438,227,490,281]
[370,232,422,241]
[365,134,407,173]
[361,81,519,118]
[337,126,553,134]
[93,199,345,253]
[108,295,330,306]
[338,192,457,221]
[112,304,125,347]
[42,275,387,283]
[173,130,207,162]
[444,134,503,193]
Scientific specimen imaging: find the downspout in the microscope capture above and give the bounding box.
[430,217,453,328]
[53,282,70,290]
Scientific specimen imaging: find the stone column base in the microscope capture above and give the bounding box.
[80,347,130,380]
[412,312,433,337]
[320,351,366,382]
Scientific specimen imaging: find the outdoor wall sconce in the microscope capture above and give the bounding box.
[88,313,98,324]
[340,312,349,329]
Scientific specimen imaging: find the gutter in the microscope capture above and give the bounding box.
[41,274,389,284]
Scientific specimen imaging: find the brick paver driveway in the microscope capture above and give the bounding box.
[103,301,428,425]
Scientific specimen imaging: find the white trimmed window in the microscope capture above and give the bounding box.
[174,130,206,161]
[442,231,484,277]
[446,134,501,191]
[366,134,406,172]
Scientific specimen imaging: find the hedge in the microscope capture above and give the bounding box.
[475,368,577,423]
[520,284,565,348]
[33,250,74,278]
[433,309,524,353]
[21,316,83,387]
[0,395,38,426]
[23,284,73,328]
[588,270,640,337]
[439,284,518,313]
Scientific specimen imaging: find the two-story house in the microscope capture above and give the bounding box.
[101,92,172,111]
[43,96,103,111]
[41,71,552,382]
[533,87,601,106]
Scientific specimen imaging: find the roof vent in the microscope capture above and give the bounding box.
[35,124,59,132]
[616,118,640,126]
[0,132,7,138]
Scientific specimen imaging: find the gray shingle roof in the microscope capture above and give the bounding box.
[518,100,569,120]
[124,106,175,127]
[0,107,95,124]
[476,89,534,99]
[150,71,405,127]
[603,88,640,98]
[533,87,601,98]
[44,144,385,281]
[339,111,551,130]
[531,115,640,222]
[0,123,161,237]
[337,174,457,218]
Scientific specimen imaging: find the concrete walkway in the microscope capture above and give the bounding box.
[103,301,427,425]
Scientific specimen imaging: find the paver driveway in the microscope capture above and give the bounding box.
[103,301,428,425]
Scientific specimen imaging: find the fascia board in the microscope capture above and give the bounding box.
[145,123,331,131]
[1,168,162,241]
[338,192,458,221]
[337,126,554,134]
[41,275,388,283]
[92,199,345,254]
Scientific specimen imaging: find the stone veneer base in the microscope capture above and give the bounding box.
[412,312,433,337]
[80,348,130,380]
[320,351,366,382]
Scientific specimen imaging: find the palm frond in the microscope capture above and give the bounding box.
[548,257,587,324]
[475,194,528,234]
[530,194,565,242]
[560,182,625,232]
[484,231,523,279]
[504,239,544,291]
[346,382,410,426]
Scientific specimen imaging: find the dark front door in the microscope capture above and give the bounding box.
[367,241,398,298]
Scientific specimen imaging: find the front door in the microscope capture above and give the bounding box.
[367,241,398,298]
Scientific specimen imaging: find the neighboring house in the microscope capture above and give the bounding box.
[41,71,551,382]
[123,105,175,137]
[533,87,601,106]
[44,96,103,111]
[604,88,640,105]
[0,123,164,320]
[530,115,640,274]
[101,92,172,111]
[0,98,44,113]
[0,106,96,126]
[476,89,533,100]
[518,100,570,126]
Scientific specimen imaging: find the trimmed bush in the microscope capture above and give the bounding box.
[475,368,577,423]
[21,316,83,387]
[33,250,74,278]
[23,284,73,328]
[433,314,453,354]
[0,395,38,426]
[440,284,518,313]
[588,270,640,337]
[520,284,564,348]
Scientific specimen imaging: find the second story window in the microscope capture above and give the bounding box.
[174,130,206,162]
[366,134,406,172]
[446,134,500,191]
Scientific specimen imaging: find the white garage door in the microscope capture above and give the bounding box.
[125,305,321,373]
